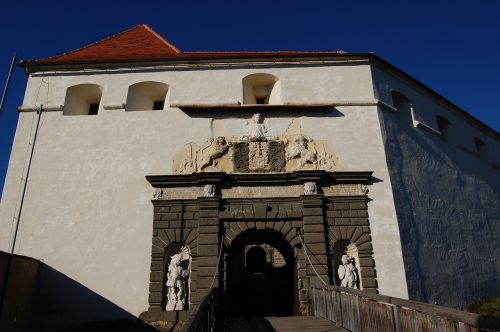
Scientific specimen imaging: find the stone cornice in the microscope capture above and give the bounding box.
[146,170,373,188]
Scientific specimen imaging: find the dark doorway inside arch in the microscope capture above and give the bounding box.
[225,229,297,317]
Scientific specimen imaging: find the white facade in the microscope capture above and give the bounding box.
[0,46,499,328]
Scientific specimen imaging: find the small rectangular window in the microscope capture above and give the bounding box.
[88,104,99,115]
[255,98,265,105]
[153,101,164,110]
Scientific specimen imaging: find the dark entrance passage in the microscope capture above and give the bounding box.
[225,229,296,317]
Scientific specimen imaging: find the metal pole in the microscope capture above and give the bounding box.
[0,104,43,321]
[0,53,17,116]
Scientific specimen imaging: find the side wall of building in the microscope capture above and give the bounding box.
[0,62,408,328]
[372,63,500,309]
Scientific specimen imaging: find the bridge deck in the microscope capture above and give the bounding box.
[223,316,348,332]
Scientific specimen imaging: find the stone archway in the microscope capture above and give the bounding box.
[225,228,297,317]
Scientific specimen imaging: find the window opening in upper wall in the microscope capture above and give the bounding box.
[436,116,451,139]
[474,137,487,160]
[391,91,414,126]
[242,73,282,105]
[126,81,169,112]
[63,84,103,116]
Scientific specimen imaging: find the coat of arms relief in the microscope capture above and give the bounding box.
[173,113,341,174]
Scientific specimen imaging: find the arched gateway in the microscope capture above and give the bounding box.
[139,170,378,322]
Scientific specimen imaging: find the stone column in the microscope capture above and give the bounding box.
[191,196,221,304]
[301,194,330,287]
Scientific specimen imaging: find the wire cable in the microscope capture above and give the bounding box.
[298,231,328,286]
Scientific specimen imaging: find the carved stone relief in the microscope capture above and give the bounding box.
[165,246,191,311]
[173,114,340,174]
[203,184,216,197]
[304,182,317,195]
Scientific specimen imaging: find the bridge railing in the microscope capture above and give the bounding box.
[311,285,500,332]
[180,288,219,332]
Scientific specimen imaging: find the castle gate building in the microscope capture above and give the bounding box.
[0,24,498,330]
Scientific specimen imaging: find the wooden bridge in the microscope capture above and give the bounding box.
[181,286,500,332]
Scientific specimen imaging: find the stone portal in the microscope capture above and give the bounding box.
[139,171,378,322]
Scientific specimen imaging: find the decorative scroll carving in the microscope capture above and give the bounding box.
[165,247,190,311]
[173,114,340,174]
[304,182,317,195]
[203,184,216,197]
[233,142,250,172]
[338,255,359,290]
[269,141,286,172]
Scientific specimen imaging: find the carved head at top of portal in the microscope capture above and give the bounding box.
[251,113,263,124]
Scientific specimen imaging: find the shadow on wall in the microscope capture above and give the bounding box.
[30,262,151,331]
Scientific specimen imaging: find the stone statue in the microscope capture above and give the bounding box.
[166,252,190,311]
[286,135,317,170]
[203,184,216,197]
[304,182,317,195]
[338,254,359,289]
[199,136,230,171]
[242,113,270,141]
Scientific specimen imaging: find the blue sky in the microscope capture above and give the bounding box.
[0,0,499,195]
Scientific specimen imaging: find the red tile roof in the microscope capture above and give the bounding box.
[22,24,346,66]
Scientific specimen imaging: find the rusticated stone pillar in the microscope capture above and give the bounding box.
[191,196,221,304]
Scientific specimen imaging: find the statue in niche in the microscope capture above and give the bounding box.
[203,184,216,197]
[199,136,230,171]
[165,249,190,311]
[286,135,317,170]
[338,254,359,289]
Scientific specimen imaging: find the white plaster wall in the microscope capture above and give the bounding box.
[372,64,500,309]
[0,62,408,328]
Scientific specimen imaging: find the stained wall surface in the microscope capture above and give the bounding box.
[1,61,408,328]
[372,63,500,309]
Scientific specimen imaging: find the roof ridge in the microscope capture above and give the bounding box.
[141,24,181,53]
[25,24,180,63]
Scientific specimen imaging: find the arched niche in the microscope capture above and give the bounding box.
[63,84,102,116]
[242,73,282,105]
[125,81,169,112]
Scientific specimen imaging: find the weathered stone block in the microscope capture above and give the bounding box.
[170,220,182,228]
[151,261,163,271]
[334,218,350,226]
[351,217,369,226]
[360,267,376,278]
[149,282,163,292]
[359,257,375,267]
[197,233,219,245]
[361,278,378,288]
[199,210,219,218]
[253,203,267,218]
[304,233,326,244]
[303,224,324,232]
[357,210,368,217]
[349,202,366,210]
[150,271,163,282]
[341,210,358,218]
[149,292,163,303]
[197,256,220,267]
[197,245,220,256]
[333,203,349,210]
